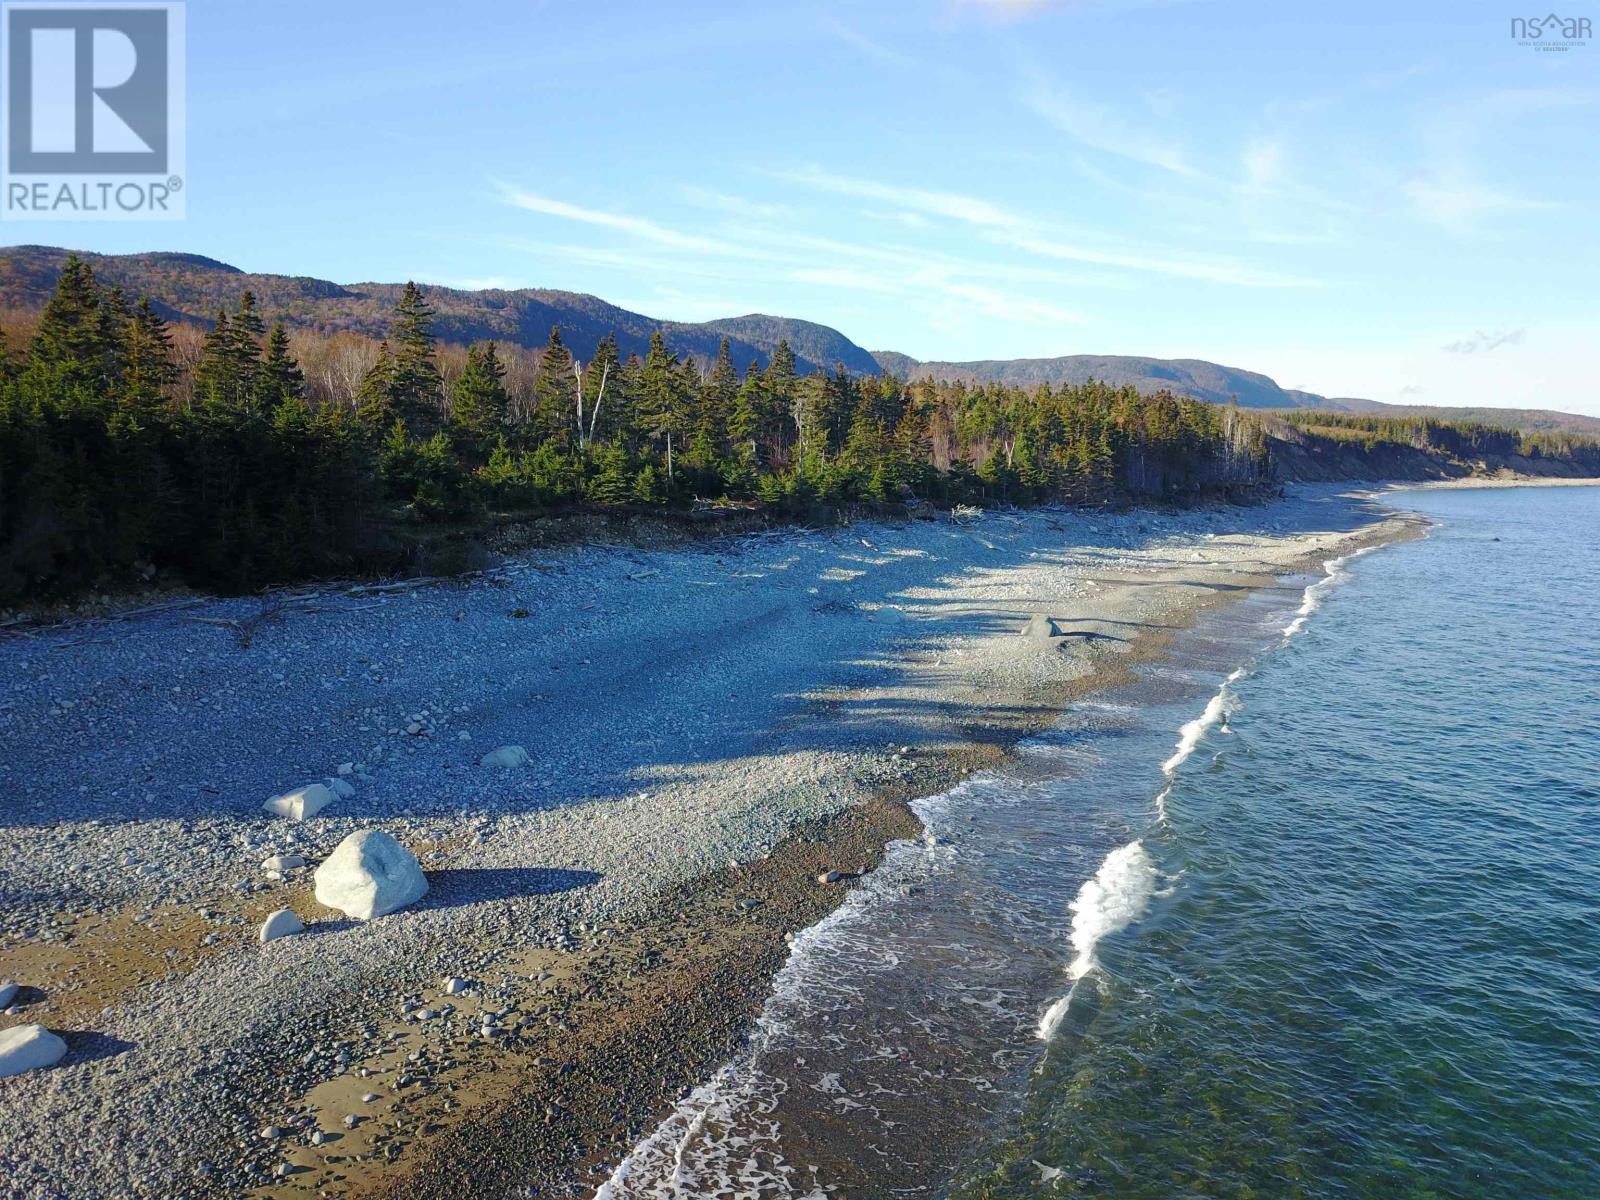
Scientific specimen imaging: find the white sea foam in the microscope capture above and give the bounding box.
[1036,839,1156,1040]
[1283,545,1376,639]
[1161,667,1246,775]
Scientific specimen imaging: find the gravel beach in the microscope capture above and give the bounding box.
[0,487,1416,1199]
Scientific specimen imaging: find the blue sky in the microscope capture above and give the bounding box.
[6,0,1598,412]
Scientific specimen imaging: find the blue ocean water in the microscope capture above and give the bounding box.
[963,485,1600,1198]
[596,486,1600,1200]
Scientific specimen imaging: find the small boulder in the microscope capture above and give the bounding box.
[0,981,18,1008]
[324,777,357,800]
[442,977,468,996]
[1022,612,1059,640]
[816,870,842,885]
[262,783,335,821]
[479,745,530,769]
[313,830,428,920]
[259,909,304,943]
[0,1024,67,1077]
[260,854,305,873]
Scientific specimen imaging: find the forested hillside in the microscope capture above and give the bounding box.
[0,245,864,377]
[1265,412,1600,481]
[0,258,1273,604]
[5,246,1595,437]
[869,351,1317,409]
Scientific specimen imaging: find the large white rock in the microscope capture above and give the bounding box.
[313,830,428,920]
[262,783,335,821]
[479,745,530,769]
[259,909,304,942]
[0,1024,66,1077]
[1022,612,1059,640]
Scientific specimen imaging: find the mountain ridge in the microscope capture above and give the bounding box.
[2,245,1594,436]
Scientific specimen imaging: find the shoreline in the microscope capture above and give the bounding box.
[1389,474,1600,491]
[0,488,1419,1199]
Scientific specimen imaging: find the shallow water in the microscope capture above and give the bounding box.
[595,485,1600,1200]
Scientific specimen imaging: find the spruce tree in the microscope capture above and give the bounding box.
[532,327,575,443]
[121,300,176,414]
[254,322,304,412]
[450,341,509,454]
[636,331,688,483]
[229,292,266,405]
[194,311,238,408]
[385,283,443,436]
[30,255,109,390]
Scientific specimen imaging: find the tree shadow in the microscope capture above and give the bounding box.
[0,493,1393,841]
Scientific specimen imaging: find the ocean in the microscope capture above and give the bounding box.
[596,485,1600,1200]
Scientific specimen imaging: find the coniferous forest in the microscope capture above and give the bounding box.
[7,258,1594,607]
[0,258,1276,604]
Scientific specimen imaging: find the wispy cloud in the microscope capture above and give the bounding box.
[1442,328,1525,355]
[821,16,917,68]
[775,167,1024,230]
[955,0,1064,21]
[1401,176,1552,233]
[1022,83,1195,176]
[498,185,720,253]
[775,167,1317,287]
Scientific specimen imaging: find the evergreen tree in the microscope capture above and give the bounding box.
[450,341,509,455]
[585,442,633,506]
[30,255,110,391]
[121,300,176,414]
[194,311,238,408]
[636,331,688,482]
[532,326,576,444]
[385,283,443,436]
[254,322,304,412]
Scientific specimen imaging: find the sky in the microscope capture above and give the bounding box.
[5,0,1598,413]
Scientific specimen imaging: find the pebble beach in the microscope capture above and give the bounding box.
[0,487,1415,1198]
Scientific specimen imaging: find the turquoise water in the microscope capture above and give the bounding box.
[963,485,1600,1198]
[596,486,1600,1200]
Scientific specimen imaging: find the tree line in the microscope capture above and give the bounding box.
[1279,410,1600,466]
[0,258,1272,604]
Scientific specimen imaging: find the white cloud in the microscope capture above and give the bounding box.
[955,0,1064,20]
[1242,137,1282,188]
[1401,176,1552,233]
[775,168,1314,287]
[498,185,721,253]
[1023,83,1194,176]
[1442,328,1525,355]
[775,167,1024,230]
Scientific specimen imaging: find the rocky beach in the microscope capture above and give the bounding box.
[0,488,1416,1198]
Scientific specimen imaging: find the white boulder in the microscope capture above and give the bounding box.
[262,783,335,821]
[442,976,468,995]
[1022,612,1059,640]
[259,909,304,942]
[260,854,305,873]
[0,981,17,1008]
[313,830,428,920]
[479,745,530,769]
[0,1024,66,1077]
[324,777,357,800]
